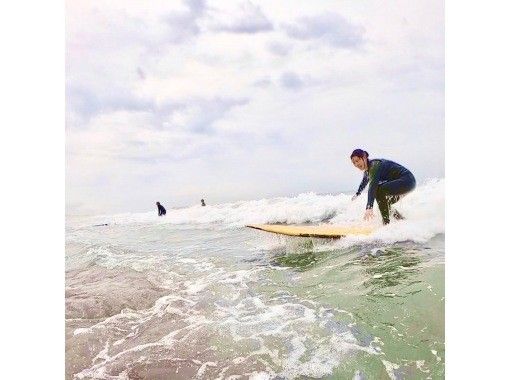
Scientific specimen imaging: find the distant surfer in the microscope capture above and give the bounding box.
[156,202,166,216]
[350,149,416,225]
[201,199,206,207]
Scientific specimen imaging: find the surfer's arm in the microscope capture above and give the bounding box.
[355,173,369,196]
[366,160,385,209]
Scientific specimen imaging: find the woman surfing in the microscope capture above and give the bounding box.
[350,149,416,225]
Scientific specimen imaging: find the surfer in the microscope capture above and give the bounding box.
[350,149,416,225]
[201,199,206,207]
[156,202,166,216]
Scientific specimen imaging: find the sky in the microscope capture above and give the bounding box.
[66,0,444,215]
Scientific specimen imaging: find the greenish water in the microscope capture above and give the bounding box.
[66,219,444,379]
[269,236,445,379]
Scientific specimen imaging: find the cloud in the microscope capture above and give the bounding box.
[66,0,444,214]
[67,95,250,160]
[283,12,364,48]
[66,84,155,119]
[252,76,272,88]
[280,72,303,89]
[266,41,292,56]
[209,1,273,33]
[137,67,146,80]
[279,71,307,90]
[68,110,217,164]
[167,97,250,134]
[162,0,207,43]
[66,0,208,56]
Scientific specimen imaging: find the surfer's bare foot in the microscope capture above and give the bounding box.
[393,210,405,220]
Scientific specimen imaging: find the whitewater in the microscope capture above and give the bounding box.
[66,179,444,379]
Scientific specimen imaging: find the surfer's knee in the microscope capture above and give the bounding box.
[375,186,388,200]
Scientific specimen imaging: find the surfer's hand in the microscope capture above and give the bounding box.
[351,194,358,201]
[363,209,374,221]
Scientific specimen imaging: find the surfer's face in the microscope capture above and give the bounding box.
[351,156,366,171]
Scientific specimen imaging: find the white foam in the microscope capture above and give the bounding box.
[249,372,271,380]
[431,349,442,362]
[73,328,89,336]
[71,259,384,380]
[381,359,400,380]
[196,361,218,377]
[73,179,444,235]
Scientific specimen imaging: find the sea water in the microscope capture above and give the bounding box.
[66,179,444,379]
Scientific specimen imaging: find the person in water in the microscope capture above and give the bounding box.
[350,149,416,225]
[201,199,206,207]
[156,201,166,216]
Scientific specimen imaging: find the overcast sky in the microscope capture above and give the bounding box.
[66,0,444,215]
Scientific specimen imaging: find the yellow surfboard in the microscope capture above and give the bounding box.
[246,224,375,238]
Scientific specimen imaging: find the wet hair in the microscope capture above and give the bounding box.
[350,149,369,159]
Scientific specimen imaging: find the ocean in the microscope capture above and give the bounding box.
[65,179,444,380]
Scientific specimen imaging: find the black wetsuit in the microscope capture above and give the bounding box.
[157,204,166,216]
[355,159,416,224]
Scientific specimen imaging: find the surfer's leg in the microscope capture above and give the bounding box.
[376,175,415,224]
[386,195,405,220]
[375,188,391,225]
[379,174,416,197]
